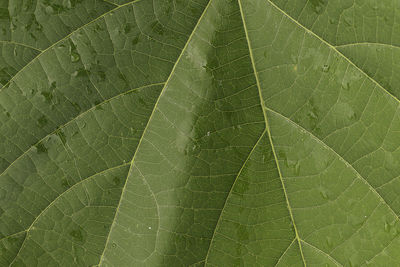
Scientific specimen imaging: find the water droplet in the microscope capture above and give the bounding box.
[148,226,152,230]
[77,121,86,129]
[320,189,328,199]
[307,110,318,120]
[326,236,333,247]
[348,111,357,121]
[343,17,352,26]
[342,82,350,91]
[384,221,391,232]
[86,86,93,95]
[384,16,389,23]
[294,161,300,175]
[45,6,54,14]
[65,0,72,9]
[71,52,80,63]
[322,64,330,72]
[22,3,30,11]
[61,179,69,188]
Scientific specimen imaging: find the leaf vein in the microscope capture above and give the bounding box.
[266,107,400,222]
[0,82,164,178]
[301,239,343,267]
[239,0,307,265]
[6,162,130,264]
[265,0,400,103]
[97,0,213,264]
[0,0,141,93]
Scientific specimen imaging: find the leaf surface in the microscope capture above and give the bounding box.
[1,0,400,266]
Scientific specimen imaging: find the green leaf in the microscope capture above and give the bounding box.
[1,0,400,266]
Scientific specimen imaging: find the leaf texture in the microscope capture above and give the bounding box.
[1,0,400,266]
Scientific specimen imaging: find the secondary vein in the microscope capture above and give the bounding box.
[0,82,164,178]
[97,0,214,264]
[238,0,307,266]
[265,0,400,104]
[266,107,400,224]
[0,0,140,93]
[204,129,267,264]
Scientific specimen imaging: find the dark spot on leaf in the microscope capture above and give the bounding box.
[151,21,164,35]
[37,115,48,128]
[71,102,82,112]
[118,73,128,83]
[132,35,140,46]
[322,64,330,72]
[124,24,132,34]
[236,224,249,243]
[36,143,48,154]
[94,100,103,110]
[56,130,67,145]
[97,70,106,81]
[71,52,80,63]
[309,0,326,14]
[72,68,88,78]
[69,228,85,243]
[29,30,38,40]
[86,86,93,95]
[41,91,53,103]
[113,176,121,185]
[61,179,69,188]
